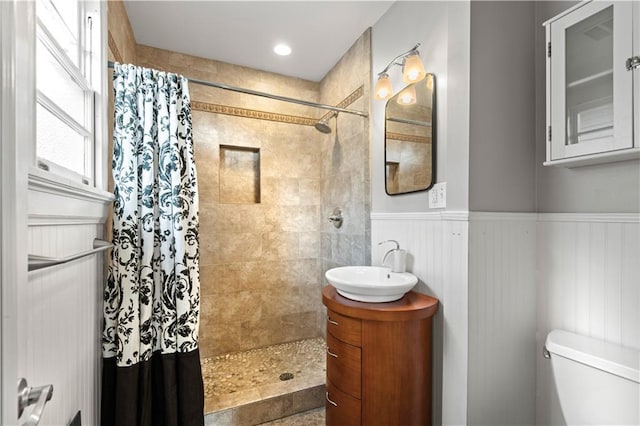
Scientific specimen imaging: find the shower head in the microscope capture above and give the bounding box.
[314,119,332,134]
[314,112,337,134]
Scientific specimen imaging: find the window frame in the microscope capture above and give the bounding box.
[35,0,101,187]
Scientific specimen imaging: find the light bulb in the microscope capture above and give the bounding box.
[402,53,426,83]
[273,44,291,56]
[374,73,393,100]
[396,85,417,105]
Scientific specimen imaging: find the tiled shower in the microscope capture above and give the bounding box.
[109,3,370,419]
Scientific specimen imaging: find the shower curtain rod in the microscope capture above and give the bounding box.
[107,61,368,118]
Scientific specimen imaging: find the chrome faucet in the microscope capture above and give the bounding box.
[378,240,400,266]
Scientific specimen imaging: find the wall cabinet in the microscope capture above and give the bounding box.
[544,0,640,167]
[322,285,439,425]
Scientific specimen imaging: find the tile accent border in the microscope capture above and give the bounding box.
[337,85,365,109]
[107,31,124,63]
[386,132,431,144]
[319,85,365,121]
[194,84,365,127]
[191,101,316,126]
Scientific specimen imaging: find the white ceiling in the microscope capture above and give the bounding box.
[123,1,394,82]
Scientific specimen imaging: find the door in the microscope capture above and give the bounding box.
[1,1,34,424]
[549,1,634,160]
[2,1,110,424]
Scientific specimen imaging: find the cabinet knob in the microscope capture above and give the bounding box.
[626,56,640,71]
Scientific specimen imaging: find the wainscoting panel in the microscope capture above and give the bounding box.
[536,214,640,426]
[440,218,470,426]
[468,214,537,426]
[371,212,469,426]
[22,224,104,426]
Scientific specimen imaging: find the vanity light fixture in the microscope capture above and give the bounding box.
[374,43,425,101]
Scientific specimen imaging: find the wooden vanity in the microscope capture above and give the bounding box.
[322,285,439,425]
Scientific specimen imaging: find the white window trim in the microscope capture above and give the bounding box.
[28,166,113,224]
[34,1,108,191]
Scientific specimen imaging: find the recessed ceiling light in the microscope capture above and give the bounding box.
[274,43,292,56]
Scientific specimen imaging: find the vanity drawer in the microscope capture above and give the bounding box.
[326,332,361,398]
[326,379,361,426]
[327,309,361,346]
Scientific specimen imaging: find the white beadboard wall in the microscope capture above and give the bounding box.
[21,223,104,426]
[372,212,537,426]
[371,212,469,426]
[468,213,537,426]
[536,214,640,426]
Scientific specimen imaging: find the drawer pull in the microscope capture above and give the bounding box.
[326,391,338,407]
[326,347,338,358]
[327,316,339,326]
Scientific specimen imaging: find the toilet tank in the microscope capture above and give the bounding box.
[545,330,639,426]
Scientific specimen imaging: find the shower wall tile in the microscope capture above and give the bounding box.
[261,232,300,261]
[299,232,320,259]
[285,259,321,287]
[299,179,322,205]
[209,291,262,324]
[260,288,307,318]
[136,29,368,355]
[262,177,301,206]
[279,206,320,232]
[210,204,266,234]
[240,311,320,351]
[206,232,263,264]
[200,263,254,296]
[199,317,242,359]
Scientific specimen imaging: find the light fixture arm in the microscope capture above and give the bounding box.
[377,43,421,76]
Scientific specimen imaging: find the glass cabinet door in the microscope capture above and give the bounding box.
[549,1,633,161]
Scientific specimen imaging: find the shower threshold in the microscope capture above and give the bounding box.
[202,337,326,424]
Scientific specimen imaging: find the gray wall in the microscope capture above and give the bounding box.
[469,1,536,212]
[371,1,470,212]
[534,1,640,213]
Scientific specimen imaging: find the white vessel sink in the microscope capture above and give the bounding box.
[325,266,418,303]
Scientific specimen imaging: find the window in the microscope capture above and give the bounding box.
[35,0,100,185]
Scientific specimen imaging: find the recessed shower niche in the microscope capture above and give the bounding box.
[219,145,261,204]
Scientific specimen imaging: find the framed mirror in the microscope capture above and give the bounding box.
[384,74,436,195]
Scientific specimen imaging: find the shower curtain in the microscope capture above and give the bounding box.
[102,63,204,426]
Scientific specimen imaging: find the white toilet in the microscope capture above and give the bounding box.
[545,329,640,426]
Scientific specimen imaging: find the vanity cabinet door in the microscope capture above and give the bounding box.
[545,1,636,166]
[326,380,361,426]
[326,332,362,399]
[326,309,361,346]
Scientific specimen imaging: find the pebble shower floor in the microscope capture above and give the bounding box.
[201,337,326,413]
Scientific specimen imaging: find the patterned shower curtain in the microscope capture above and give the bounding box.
[102,63,204,426]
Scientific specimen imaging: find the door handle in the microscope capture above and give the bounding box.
[17,378,53,426]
